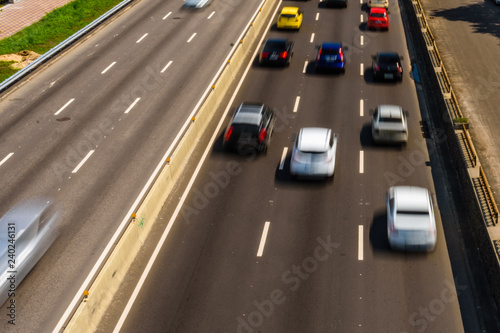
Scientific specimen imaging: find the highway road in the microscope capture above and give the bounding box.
[0,0,266,332]
[96,1,476,332]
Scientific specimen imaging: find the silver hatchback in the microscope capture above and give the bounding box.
[372,104,408,144]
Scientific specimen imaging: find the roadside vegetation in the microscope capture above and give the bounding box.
[0,0,123,82]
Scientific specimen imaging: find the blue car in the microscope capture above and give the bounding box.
[315,42,346,73]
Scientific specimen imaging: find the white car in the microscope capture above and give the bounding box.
[387,186,437,251]
[372,105,408,144]
[183,0,212,8]
[368,0,389,8]
[290,127,338,178]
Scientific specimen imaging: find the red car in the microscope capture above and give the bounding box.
[367,7,389,30]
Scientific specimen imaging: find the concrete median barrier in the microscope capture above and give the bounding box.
[62,0,280,332]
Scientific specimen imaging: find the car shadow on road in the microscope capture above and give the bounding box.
[369,210,391,253]
[274,153,333,188]
[363,68,400,85]
[359,123,406,151]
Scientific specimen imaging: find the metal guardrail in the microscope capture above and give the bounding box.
[480,166,499,225]
[0,0,135,94]
[462,123,477,167]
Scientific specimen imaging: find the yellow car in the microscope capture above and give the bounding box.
[277,7,303,30]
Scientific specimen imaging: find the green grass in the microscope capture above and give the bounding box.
[0,0,123,81]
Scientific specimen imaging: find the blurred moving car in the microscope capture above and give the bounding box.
[322,0,348,7]
[315,42,346,73]
[290,127,338,178]
[183,0,212,9]
[259,38,294,66]
[0,199,60,306]
[368,0,389,8]
[224,103,276,154]
[387,186,437,251]
[372,105,408,144]
[372,52,403,81]
[277,7,303,30]
[367,7,389,30]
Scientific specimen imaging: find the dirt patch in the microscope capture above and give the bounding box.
[0,50,41,69]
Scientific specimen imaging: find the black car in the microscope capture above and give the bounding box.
[372,52,403,81]
[323,0,348,7]
[259,38,294,66]
[223,103,276,154]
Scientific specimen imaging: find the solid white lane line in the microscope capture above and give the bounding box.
[54,98,75,116]
[358,225,364,260]
[316,12,320,20]
[359,150,364,174]
[360,99,364,117]
[124,98,140,114]
[257,222,271,257]
[162,12,172,20]
[136,33,148,43]
[0,153,14,166]
[360,35,364,46]
[293,96,300,113]
[303,61,308,73]
[279,147,288,170]
[101,61,116,74]
[110,2,276,331]
[72,150,95,174]
[310,33,315,43]
[208,11,215,19]
[187,33,197,43]
[161,60,173,73]
[360,63,364,76]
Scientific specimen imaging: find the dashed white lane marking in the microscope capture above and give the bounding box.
[310,33,315,43]
[0,153,14,166]
[360,14,363,23]
[360,99,364,117]
[303,61,308,73]
[187,33,197,43]
[360,63,364,76]
[136,33,148,43]
[208,11,215,19]
[72,150,95,174]
[358,225,364,260]
[124,98,140,114]
[316,12,320,20]
[360,35,364,46]
[161,61,173,73]
[279,147,288,170]
[163,12,172,20]
[293,96,300,113]
[257,221,271,257]
[359,150,364,174]
[101,61,116,74]
[54,98,75,116]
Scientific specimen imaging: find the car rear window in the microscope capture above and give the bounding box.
[281,14,297,18]
[265,41,286,49]
[371,13,386,18]
[379,56,399,65]
[321,48,340,55]
[379,117,402,123]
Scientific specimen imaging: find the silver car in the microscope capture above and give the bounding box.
[368,0,388,8]
[183,0,212,9]
[372,104,408,144]
[0,199,60,306]
[387,186,437,251]
[290,127,338,178]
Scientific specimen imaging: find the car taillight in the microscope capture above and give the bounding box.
[258,128,267,143]
[339,49,344,62]
[376,65,380,71]
[261,51,269,58]
[317,49,322,61]
[397,64,402,73]
[225,126,233,142]
[279,51,287,59]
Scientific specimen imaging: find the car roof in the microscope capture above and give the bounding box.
[232,104,264,125]
[281,7,300,14]
[378,105,403,119]
[320,42,342,50]
[393,186,430,213]
[297,127,331,152]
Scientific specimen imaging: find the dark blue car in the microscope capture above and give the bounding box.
[315,42,346,73]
